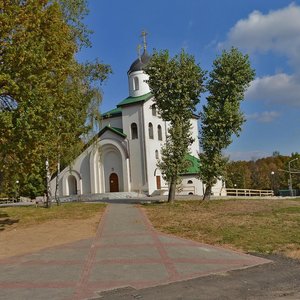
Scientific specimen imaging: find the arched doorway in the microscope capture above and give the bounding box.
[68,175,77,195]
[109,173,119,192]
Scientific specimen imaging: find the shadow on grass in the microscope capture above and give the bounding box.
[0,212,19,231]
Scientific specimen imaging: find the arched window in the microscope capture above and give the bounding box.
[148,122,154,139]
[187,180,193,184]
[131,123,138,139]
[157,124,162,141]
[133,77,139,91]
[155,150,159,159]
[152,104,157,116]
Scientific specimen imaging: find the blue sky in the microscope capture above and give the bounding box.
[78,0,300,161]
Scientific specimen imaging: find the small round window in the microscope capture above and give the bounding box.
[187,180,193,184]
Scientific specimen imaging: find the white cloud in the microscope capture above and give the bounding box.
[220,3,300,66]
[246,111,280,123]
[220,4,300,106]
[246,73,300,106]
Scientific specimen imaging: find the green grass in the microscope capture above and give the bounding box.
[144,199,300,257]
[0,202,106,228]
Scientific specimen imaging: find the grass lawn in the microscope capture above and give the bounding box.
[0,202,106,229]
[144,199,300,259]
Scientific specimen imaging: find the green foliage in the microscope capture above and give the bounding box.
[158,118,193,183]
[0,0,111,197]
[226,153,300,193]
[146,50,205,121]
[199,48,255,199]
[145,49,205,201]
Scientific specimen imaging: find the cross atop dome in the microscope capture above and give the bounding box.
[141,30,148,51]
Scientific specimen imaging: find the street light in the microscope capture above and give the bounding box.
[15,180,19,202]
[288,158,298,197]
[271,171,275,195]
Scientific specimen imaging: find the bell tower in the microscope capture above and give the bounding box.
[127,32,151,97]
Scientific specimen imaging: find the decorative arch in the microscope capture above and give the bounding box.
[62,169,82,196]
[89,139,130,194]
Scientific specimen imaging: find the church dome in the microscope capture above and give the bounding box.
[128,50,151,74]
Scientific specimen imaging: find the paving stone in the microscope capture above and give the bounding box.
[0,202,271,300]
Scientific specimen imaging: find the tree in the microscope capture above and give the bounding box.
[225,154,300,195]
[0,0,111,199]
[146,50,205,203]
[199,48,255,200]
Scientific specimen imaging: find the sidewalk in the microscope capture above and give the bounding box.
[0,203,270,300]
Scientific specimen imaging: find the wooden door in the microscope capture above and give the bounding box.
[156,176,161,190]
[109,173,119,192]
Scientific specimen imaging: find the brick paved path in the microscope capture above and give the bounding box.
[0,203,270,300]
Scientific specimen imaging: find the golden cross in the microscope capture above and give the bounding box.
[141,30,148,50]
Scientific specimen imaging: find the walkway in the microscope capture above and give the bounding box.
[0,203,270,300]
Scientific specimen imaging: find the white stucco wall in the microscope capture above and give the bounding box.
[189,118,200,157]
[50,145,92,196]
[142,99,168,195]
[179,176,204,196]
[101,116,122,129]
[121,104,147,192]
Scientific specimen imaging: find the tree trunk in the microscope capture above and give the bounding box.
[203,184,212,201]
[168,179,176,203]
[45,159,52,208]
[55,160,61,206]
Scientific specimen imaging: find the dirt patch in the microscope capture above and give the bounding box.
[0,213,101,259]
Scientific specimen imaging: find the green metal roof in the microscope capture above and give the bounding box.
[97,126,126,138]
[182,154,200,175]
[102,107,122,118]
[117,92,152,107]
[111,127,125,135]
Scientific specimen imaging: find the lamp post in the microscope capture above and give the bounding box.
[288,158,298,196]
[270,171,275,196]
[15,180,19,202]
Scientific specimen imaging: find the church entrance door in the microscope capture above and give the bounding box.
[156,176,161,190]
[109,173,119,192]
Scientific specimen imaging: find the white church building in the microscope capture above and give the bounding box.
[50,44,224,198]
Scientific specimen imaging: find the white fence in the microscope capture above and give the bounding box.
[226,188,274,197]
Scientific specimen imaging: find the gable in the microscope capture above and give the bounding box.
[97,126,126,139]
